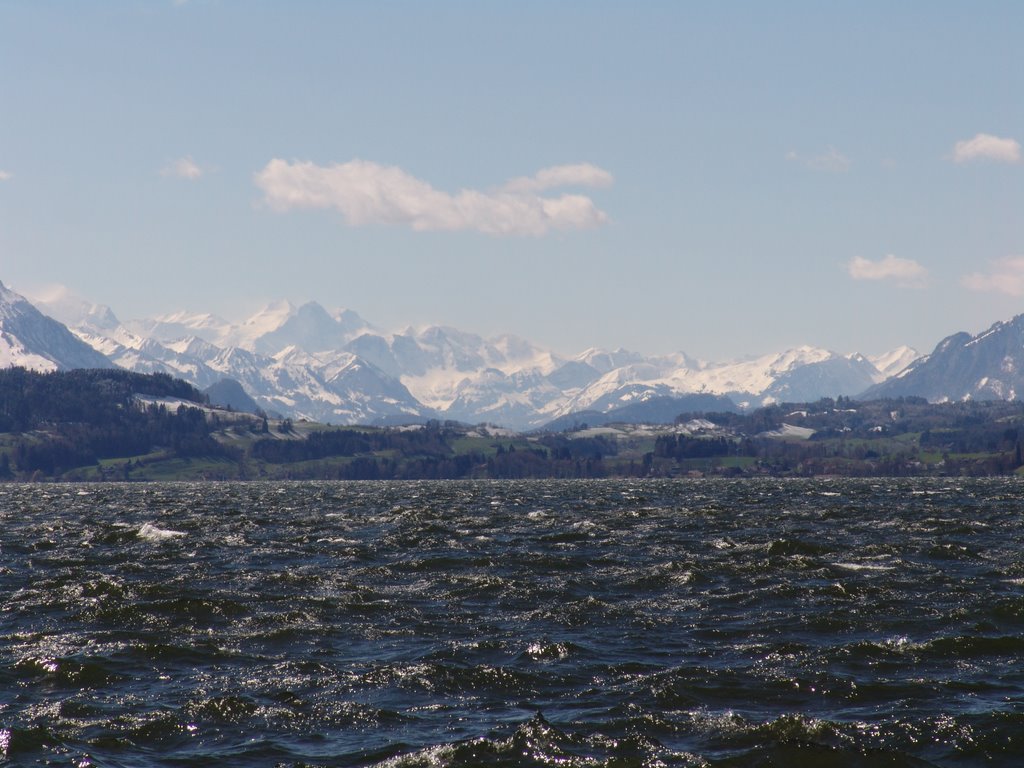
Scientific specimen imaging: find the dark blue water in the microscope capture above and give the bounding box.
[2,479,1024,766]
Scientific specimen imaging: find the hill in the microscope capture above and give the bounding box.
[204,378,261,414]
[1,368,1023,480]
[0,368,232,479]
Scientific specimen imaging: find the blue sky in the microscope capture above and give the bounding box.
[2,1,1023,360]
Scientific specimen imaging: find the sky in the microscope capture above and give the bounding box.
[2,1,1023,362]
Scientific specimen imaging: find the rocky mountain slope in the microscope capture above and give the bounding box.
[864,315,1024,402]
[0,281,113,371]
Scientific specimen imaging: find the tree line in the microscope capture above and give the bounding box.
[246,423,621,480]
[0,368,232,477]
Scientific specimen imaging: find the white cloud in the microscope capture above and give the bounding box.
[161,155,204,180]
[952,133,1021,164]
[786,146,851,173]
[0,170,11,181]
[25,282,73,304]
[962,256,1024,296]
[253,159,612,236]
[847,255,928,284]
[502,163,613,193]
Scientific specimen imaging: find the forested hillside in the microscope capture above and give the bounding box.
[0,368,229,477]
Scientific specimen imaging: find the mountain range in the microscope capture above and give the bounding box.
[9,278,1013,431]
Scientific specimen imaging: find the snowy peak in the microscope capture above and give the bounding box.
[125,310,231,346]
[27,284,122,334]
[184,300,374,356]
[393,326,566,415]
[222,300,297,349]
[165,335,222,359]
[757,345,835,374]
[415,326,491,371]
[489,333,559,370]
[250,301,369,355]
[576,347,646,373]
[762,353,879,404]
[864,314,1024,402]
[410,326,557,374]
[868,345,920,380]
[0,280,35,320]
[332,307,372,336]
[0,281,114,371]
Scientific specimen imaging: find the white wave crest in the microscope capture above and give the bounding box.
[138,522,186,541]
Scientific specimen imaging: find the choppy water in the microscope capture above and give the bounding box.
[2,479,1024,766]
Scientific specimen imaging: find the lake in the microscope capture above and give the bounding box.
[2,479,1023,766]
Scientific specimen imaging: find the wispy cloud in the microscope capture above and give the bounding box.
[951,133,1021,164]
[962,256,1024,296]
[253,159,612,236]
[847,255,928,285]
[502,163,613,194]
[786,146,851,173]
[161,155,204,180]
[0,170,12,181]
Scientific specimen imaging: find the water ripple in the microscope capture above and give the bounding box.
[1,478,1022,766]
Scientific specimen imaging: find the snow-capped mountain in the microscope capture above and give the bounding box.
[863,315,1024,403]
[17,283,922,429]
[250,302,369,356]
[124,311,233,347]
[869,346,920,380]
[0,281,113,371]
[544,346,869,418]
[26,284,122,336]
